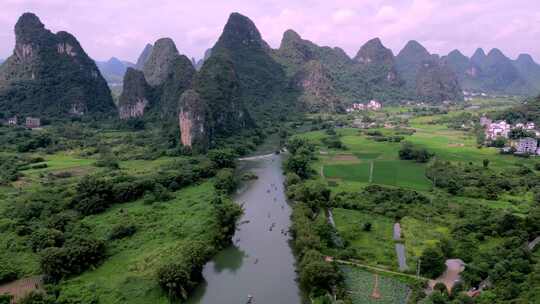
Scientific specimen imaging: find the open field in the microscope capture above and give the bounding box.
[333,208,396,268]
[341,265,410,304]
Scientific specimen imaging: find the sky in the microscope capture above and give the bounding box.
[1,0,539,63]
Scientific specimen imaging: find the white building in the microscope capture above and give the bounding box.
[367,100,382,110]
[486,120,511,139]
[516,137,538,154]
[7,117,17,126]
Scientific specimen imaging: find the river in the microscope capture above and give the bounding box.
[187,154,301,304]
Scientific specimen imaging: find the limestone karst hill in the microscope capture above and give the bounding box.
[0,12,115,119]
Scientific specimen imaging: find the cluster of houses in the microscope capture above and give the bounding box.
[346,100,382,113]
[480,116,540,155]
[4,116,41,129]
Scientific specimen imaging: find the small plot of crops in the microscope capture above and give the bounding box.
[341,266,410,304]
[323,160,431,191]
[324,163,370,182]
[372,161,431,191]
[333,209,396,267]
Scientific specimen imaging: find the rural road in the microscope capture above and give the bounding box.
[334,259,428,282]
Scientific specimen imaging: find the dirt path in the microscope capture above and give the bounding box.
[395,243,408,271]
[393,223,401,241]
[528,236,540,251]
[335,259,428,282]
[428,259,465,293]
[393,222,408,271]
[368,161,374,183]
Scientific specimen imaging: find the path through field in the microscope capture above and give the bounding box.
[335,259,429,282]
[393,222,408,271]
[368,161,374,183]
[395,244,408,271]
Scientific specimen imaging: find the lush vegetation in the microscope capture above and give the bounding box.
[289,103,540,303]
[0,120,248,303]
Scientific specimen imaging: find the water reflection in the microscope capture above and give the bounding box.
[212,246,246,273]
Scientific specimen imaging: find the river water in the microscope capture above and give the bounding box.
[187,154,301,304]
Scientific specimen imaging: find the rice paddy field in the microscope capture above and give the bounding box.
[341,266,410,304]
[300,107,536,195]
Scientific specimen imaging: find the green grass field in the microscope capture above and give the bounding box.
[333,208,396,268]
[341,266,410,304]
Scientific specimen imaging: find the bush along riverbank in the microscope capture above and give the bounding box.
[283,137,349,303]
[0,149,243,304]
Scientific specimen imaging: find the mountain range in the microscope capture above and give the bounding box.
[95,57,135,85]
[1,11,540,148]
[442,48,540,95]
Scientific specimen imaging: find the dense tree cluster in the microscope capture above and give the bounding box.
[426,160,540,200]
[398,141,434,162]
[284,138,347,301]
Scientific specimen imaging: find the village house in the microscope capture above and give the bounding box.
[485,120,511,139]
[25,117,41,129]
[367,100,382,110]
[346,100,382,112]
[7,117,17,126]
[516,137,538,154]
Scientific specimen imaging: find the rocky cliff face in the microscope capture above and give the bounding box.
[292,60,340,112]
[395,40,463,102]
[135,43,153,70]
[211,13,288,111]
[178,89,208,151]
[192,48,250,139]
[416,59,463,102]
[513,54,540,91]
[354,38,399,84]
[0,13,115,118]
[139,38,196,119]
[118,68,151,119]
[395,40,432,89]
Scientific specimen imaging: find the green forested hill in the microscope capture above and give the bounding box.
[0,13,115,120]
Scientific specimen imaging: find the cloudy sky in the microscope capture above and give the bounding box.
[1,0,539,63]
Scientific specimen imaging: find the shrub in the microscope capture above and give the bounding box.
[214,169,238,194]
[40,237,105,281]
[399,142,433,163]
[70,175,114,215]
[157,242,212,301]
[29,228,64,252]
[208,149,237,169]
[109,223,137,240]
[0,258,18,284]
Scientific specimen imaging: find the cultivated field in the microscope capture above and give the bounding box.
[341,266,410,304]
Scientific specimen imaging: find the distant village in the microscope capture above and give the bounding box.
[345,100,382,113]
[2,116,41,129]
[480,116,540,155]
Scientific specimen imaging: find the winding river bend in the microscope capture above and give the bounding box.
[187,154,301,304]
